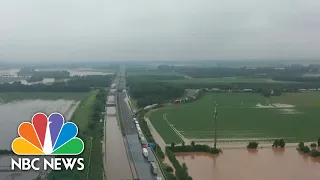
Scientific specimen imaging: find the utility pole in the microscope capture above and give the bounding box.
[214,106,218,149]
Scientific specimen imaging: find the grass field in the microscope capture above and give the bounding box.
[48,90,104,180]
[0,92,89,102]
[149,92,320,144]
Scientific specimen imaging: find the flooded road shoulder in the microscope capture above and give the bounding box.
[104,106,132,180]
[176,148,320,180]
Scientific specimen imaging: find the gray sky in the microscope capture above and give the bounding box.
[1,0,320,62]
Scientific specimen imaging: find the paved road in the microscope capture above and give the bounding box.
[115,66,165,180]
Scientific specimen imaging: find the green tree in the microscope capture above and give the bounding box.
[272,139,280,148]
[310,143,317,148]
[191,141,195,147]
[247,142,259,149]
[298,142,304,149]
[318,138,320,146]
[182,142,185,146]
[279,139,285,148]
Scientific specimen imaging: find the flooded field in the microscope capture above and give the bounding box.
[0,68,114,84]
[0,99,79,180]
[0,155,49,180]
[176,148,320,180]
[0,99,79,149]
[104,106,132,180]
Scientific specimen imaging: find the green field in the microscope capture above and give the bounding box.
[48,90,104,180]
[149,92,320,144]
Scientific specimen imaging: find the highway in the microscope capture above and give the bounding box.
[115,66,165,180]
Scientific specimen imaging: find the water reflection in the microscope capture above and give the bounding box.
[176,148,320,180]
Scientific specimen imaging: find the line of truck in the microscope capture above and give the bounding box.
[133,117,162,180]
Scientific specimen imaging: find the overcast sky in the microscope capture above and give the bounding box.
[1,0,320,62]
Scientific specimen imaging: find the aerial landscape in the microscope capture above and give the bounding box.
[1,0,320,180]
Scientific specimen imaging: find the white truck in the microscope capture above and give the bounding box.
[138,130,143,139]
[142,148,148,158]
[150,162,158,175]
[147,147,155,162]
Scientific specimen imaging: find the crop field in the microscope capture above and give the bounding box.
[149,92,320,144]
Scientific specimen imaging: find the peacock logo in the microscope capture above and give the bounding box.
[11,112,84,155]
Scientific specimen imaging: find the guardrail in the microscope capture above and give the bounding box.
[151,148,168,180]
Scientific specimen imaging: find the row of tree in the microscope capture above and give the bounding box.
[18,68,70,79]
[127,81,185,108]
[0,75,114,92]
[166,147,193,180]
[171,66,311,78]
[89,89,107,131]
[26,76,44,82]
[170,141,220,154]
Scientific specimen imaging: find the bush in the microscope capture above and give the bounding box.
[298,142,304,149]
[318,138,320,146]
[164,164,174,173]
[191,141,195,147]
[310,143,317,148]
[310,150,320,157]
[279,139,285,148]
[247,142,259,149]
[302,146,310,153]
[168,144,219,154]
[182,142,185,146]
[272,139,280,148]
[272,139,285,148]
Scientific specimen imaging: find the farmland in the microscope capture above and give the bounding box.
[148,92,320,144]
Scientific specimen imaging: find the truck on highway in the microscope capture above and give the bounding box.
[138,130,143,139]
[142,148,148,158]
[147,147,154,162]
[150,162,158,175]
[140,136,148,147]
[137,126,141,131]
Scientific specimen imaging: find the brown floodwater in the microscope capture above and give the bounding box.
[105,107,132,180]
[176,148,320,180]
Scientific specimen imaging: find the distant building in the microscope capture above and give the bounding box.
[243,89,253,92]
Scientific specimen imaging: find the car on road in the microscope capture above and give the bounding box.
[156,176,162,180]
[142,147,148,158]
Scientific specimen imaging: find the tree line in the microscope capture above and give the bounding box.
[127,81,185,108]
[171,66,312,78]
[0,75,113,92]
[18,68,70,79]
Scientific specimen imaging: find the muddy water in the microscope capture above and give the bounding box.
[0,100,79,149]
[176,148,320,180]
[105,107,132,180]
[0,155,50,180]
